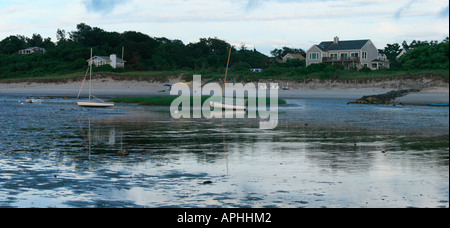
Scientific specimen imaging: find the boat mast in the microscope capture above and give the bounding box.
[223,47,232,97]
[89,48,92,101]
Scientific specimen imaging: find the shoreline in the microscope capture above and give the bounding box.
[1,77,448,105]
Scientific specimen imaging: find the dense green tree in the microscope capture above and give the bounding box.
[0,23,447,80]
[26,34,43,47]
[399,37,449,70]
[152,39,189,70]
[383,43,402,68]
[56,29,68,45]
[270,46,306,59]
[0,35,27,54]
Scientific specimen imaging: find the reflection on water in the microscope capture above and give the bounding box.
[0,96,448,208]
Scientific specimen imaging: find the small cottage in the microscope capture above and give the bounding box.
[18,47,46,54]
[282,53,305,63]
[86,54,126,69]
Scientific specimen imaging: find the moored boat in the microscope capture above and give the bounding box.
[428,103,449,106]
[77,48,114,108]
[77,101,115,107]
[210,101,246,111]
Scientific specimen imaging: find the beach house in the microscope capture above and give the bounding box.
[86,54,126,69]
[18,47,46,54]
[306,37,389,70]
[282,53,305,63]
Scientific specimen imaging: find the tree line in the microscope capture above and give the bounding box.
[0,23,273,79]
[0,23,448,80]
[380,37,449,70]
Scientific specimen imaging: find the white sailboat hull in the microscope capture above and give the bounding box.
[210,101,246,110]
[77,101,115,107]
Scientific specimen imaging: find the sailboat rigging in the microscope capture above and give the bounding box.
[210,47,247,111]
[77,48,114,107]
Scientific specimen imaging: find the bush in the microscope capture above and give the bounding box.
[72,58,86,70]
[15,62,30,71]
[93,64,114,72]
[231,61,251,71]
[359,66,372,73]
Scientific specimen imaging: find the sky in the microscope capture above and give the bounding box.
[0,0,449,55]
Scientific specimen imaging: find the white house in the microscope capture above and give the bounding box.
[18,47,46,54]
[306,37,389,70]
[87,54,126,69]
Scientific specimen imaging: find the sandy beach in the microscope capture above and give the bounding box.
[1,77,448,105]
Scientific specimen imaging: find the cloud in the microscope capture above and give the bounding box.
[394,0,417,19]
[246,0,262,9]
[244,0,307,11]
[83,0,126,13]
[438,4,449,18]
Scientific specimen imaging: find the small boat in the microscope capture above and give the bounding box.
[77,48,114,108]
[210,101,247,111]
[427,103,449,106]
[210,47,247,111]
[77,101,115,107]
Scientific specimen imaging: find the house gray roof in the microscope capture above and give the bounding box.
[95,56,126,63]
[317,40,370,51]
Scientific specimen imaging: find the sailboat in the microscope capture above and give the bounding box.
[77,48,114,107]
[210,47,247,111]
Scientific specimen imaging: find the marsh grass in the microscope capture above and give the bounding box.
[109,96,286,106]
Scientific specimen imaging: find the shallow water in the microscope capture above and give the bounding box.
[0,95,448,208]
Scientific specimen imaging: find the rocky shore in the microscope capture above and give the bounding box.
[348,89,422,105]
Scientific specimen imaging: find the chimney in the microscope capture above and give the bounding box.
[110,54,117,69]
[333,36,339,44]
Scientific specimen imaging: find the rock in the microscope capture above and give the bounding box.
[117,149,129,156]
[203,180,213,184]
[349,89,421,105]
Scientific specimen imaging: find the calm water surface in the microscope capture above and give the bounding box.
[0,95,448,208]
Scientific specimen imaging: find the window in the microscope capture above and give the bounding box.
[309,52,319,60]
[340,53,348,59]
[330,53,338,59]
[351,52,359,57]
[362,52,367,60]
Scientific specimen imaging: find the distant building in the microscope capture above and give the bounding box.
[18,47,46,54]
[87,54,126,69]
[306,36,390,70]
[282,53,305,62]
[378,53,388,61]
[396,48,411,60]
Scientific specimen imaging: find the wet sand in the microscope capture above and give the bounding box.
[0,78,448,104]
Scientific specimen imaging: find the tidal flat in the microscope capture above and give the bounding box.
[0,95,448,208]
